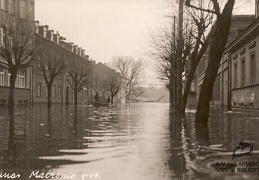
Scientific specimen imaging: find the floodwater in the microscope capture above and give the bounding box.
[1,103,259,180]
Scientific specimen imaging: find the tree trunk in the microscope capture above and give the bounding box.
[8,73,17,108]
[181,69,195,112]
[74,88,78,106]
[195,0,235,125]
[47,84,52,109]
[111,94,114,104]
[66,87,69,105]
[181,62,199,112]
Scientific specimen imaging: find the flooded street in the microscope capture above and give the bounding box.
[1,103,259,180]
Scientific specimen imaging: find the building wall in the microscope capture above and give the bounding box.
[0,0,34,104]
[189,15,256,108]
[230,35,259,109]
[33,30,91,105]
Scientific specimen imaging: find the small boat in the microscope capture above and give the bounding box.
[92,101,110,107]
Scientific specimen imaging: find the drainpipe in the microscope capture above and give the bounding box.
[31,65,33,104]
[227,52,232,111]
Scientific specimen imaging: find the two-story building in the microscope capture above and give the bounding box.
[33,22,92,105]
[0,0,34,104]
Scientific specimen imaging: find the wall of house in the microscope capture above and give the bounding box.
[189,15,256,108]
[231,35,259,109]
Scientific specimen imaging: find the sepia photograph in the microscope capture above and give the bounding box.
[0,0,259,179]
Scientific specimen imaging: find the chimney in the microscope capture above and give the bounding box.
[54,33,60,44]
[85,55,89,60]
[78,47,81,55]
[47,30,54,41]
[73,45,78,53]
[39,25,48,38]
[67,42,74,51]
[81,49,85,57]
[256,0,259,18]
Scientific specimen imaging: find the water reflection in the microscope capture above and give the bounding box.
[0,103,259,179]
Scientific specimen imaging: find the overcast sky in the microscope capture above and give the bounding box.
[35,0,255,85]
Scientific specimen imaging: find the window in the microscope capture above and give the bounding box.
[8,35,12,48]
[37,82,41,97]
[20,0,27,18]
[58,86,61,98]
[16,71,25,88]
[250,53,255,84]
[0,67,4,86]
[9,0,13,14]
[37,57,41,68]
[20,71,25,88]
[241,58,245,87]
[7,70,10,86]
[66,61,68,75]
[0,27,6,47]
[233,63,237,88]
[1,0,7,11]
[52,85,55,98]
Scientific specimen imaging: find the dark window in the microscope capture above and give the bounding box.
[37,82,41,97]
[241,58,245,87]
[250,53,255,84]
[233,63,237,88]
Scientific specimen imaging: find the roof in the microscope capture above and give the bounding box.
[226,16,259,52]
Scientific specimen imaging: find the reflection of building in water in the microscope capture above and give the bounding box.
[0,105,87,172]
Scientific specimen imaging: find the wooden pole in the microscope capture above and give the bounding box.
[177,0,184,109]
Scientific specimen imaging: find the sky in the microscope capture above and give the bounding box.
[35,0,255,85]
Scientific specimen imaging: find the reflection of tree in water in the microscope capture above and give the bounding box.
[0,105,88,178]
[166,110,191,179]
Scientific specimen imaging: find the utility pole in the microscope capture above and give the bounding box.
[170,15,176,107]
[177,0,184,110]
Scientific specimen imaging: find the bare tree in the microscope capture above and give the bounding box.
[67,61,92,106]
[99,80,108,102]
[111,56,144,100]
[181,1,214,112]
[0,18,35,107]
[186,0,235,125]
[92,76,104,102]
[106,70,121,104]
[37,47,66,107]
[148,3,212,112]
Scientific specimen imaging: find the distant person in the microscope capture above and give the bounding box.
[107,96,111,103]
[94,92,99,102]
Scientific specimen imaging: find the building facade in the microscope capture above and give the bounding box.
[33,22,92,105]
[226,17,259,109]
[0,0,34,104]
[187,15,256,109]
[0,0,95,105]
